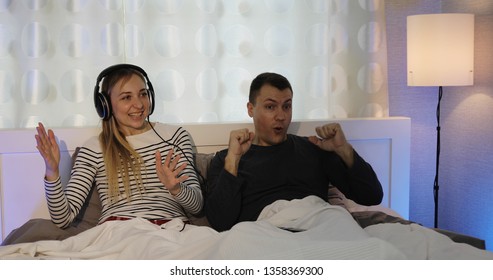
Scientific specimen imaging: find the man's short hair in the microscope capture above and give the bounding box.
[249,72,293,104]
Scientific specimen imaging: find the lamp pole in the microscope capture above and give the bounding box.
[433,86,442,228]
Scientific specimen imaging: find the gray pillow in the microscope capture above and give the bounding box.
[187,153,215,226]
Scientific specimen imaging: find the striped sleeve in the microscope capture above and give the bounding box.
[44,146,99,228]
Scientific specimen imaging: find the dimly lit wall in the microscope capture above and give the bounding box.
[386,0,493,250]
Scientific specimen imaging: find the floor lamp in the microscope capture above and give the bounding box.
[407,13,474,228]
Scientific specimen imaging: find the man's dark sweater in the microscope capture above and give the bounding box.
[205,134,383,231]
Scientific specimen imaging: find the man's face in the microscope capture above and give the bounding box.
[247,84,292,146]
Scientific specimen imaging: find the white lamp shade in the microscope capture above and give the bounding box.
[407,13,474,86]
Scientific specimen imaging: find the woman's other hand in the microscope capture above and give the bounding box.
[155,149,189,196]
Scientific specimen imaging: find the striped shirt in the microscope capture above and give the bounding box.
[44,123,203,228]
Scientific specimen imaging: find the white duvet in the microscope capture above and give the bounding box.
[0,196,491,260]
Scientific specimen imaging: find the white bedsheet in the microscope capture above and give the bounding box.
[0,196,491,260]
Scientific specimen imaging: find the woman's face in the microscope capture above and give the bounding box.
[110,74,151,136]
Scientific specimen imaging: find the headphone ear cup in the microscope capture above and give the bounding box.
[148,89,155,116]
[94,92,111,120]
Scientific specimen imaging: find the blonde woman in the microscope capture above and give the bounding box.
[35,64,202,228]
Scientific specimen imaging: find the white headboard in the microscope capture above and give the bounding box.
[0,117,411,241]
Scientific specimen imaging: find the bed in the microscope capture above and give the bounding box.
[0,117,491,260]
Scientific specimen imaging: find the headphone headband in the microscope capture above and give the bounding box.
[94,64,155,120]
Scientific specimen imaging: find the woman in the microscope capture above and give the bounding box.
[35,64,203,229]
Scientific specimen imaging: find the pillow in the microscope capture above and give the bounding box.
[1,219,76,245]
[187,153,215,227]
[194,152,215,181]
[69,180,102,229]
[69,147,102,228]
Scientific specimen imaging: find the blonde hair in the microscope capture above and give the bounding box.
[98,68,147,203]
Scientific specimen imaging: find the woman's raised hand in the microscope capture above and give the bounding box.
[35,122,60,181]
[155,149,189,196]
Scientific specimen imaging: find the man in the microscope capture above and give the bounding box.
[205,72,383,232]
